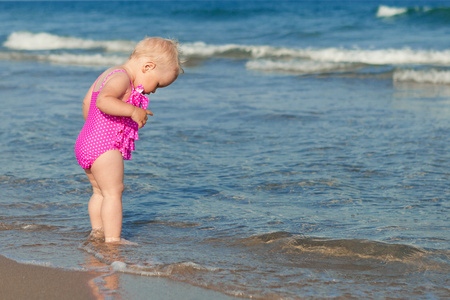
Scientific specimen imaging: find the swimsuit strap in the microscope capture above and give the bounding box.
[99,69,133,91]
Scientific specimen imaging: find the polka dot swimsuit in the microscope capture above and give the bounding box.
[75,70,149,169]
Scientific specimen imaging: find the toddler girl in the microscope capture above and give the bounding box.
[75,37,182,243]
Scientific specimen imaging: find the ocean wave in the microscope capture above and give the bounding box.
[376,5,408,18]
[2,32,450,76]
[3,31,134,52]
[3,32,450,65]
[181,41,300,59]
[246,57,450,80]
[293,47,450,66]
[78,231,448,300]
[393,69,450,85]
[376,5,450,19]
[0,222,59,232]
[183,42,450,66]
[246,232,426,262]
[0,51,126,66]
[45,53,126,66]
[246,59,360,74]
[79,239,220,278]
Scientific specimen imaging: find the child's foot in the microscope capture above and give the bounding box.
[88,228,105,241]
[105,237,138,245]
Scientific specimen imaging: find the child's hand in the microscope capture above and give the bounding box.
[131,107,153,128]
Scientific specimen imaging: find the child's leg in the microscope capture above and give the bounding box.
[90,150,124,242]
[85,169,104,231]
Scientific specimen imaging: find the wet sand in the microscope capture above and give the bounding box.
[0,255,97,300]
[0,255,239,300]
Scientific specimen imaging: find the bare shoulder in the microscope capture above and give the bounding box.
[95,67,130,89]
[97,67,132,100]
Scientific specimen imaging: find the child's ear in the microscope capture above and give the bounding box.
[143,61,156,73]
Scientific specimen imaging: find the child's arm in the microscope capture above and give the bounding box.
[82,82,96,121]
[96,73,153,128]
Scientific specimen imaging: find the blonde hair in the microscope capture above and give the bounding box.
[130,37,183,74]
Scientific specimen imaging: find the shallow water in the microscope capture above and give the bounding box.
[1,1,449,299]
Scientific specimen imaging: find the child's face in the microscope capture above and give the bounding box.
[142,61,178,95]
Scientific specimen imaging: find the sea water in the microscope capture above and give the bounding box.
[0,1,449,299]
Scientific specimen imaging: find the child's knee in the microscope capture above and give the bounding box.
[102,183,124,197]
[92,186,103,196]
[115,182,124,194]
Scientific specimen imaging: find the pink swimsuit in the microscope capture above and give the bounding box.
[75,70,149,169]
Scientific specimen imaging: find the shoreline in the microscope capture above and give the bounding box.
[0,254,239,300]
[0,255,98,300]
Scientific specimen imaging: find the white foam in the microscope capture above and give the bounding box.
[111,261,127,271]
[246,59,356,74]
[182,42,450,66]
[301,48,450,66]
[0,51,126,66]
[3,46,450,68]
[49,53,127,65]
[3,32,450,70]
[393,69,450,84]
[376,5,408,18]
[180,41,300,59]
[17,259,53,268]
[177,261,219,271]
[245,47,450,75]
[181,41,238,57]
[3,31,135,52]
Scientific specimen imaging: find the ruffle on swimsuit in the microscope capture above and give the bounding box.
[75,69,150,169]
[114,85,149,160]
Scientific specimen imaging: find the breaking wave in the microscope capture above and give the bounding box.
[246,59,361,75]
[4,32,450,64]
[3,31,134,52]
[393,68,450,84]
[2,31,450,83]
[182,41,450,66]
[376,5,450,19]
[0,51,126,67]
[376,5,409,18]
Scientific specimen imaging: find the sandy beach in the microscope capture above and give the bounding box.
[0,255,97,300]
[0,254,239,300]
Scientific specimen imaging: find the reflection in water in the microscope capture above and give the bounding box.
[81,237,132,298]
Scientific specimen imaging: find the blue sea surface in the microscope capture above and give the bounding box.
[0,1,449,299]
